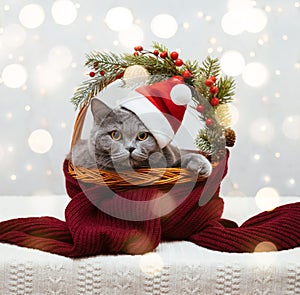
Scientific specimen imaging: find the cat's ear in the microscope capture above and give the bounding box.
[91,98,112,123]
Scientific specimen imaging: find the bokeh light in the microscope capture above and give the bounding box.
[28,129,53,154]
[229,104,240,126]
[10,174,17,181]
[250,118,274,144]
[227,0,253,11]
[151,14,178,38]
[19,4,45,29]
[255,187,280,211]
[220,50,245,76]
[254,241,277,252]
[35,63,63,90]
[242,62,268,87]
[282,115,300,140]
[123,65,150,85]
[105,7,133,32]
[51,0,77,25]
[118,24,143,48]
[139,252,164,276]
[221,11,245,35]
[2,64,27,88]
[222,5,267,35]
[48,46,73,69]
[1,24,26,48]
[215,104,232,128]
[244,8,268,33]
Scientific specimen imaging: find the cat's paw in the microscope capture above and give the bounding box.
[181,154,212,177]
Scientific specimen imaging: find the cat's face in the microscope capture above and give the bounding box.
[89,99,163,170]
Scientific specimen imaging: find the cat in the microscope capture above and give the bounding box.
[68,98,212,176]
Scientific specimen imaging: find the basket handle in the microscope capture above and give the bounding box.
[70,103,89,148]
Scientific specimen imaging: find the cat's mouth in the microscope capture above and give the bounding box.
[110,152,149,170]
[129,158,150,169]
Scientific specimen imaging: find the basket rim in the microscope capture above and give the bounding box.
[67,160,217,190]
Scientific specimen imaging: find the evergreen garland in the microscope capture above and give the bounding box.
[70,42,236,159]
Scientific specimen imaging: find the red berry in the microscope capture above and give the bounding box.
[205,78,214,87]
[182,70,192,79]
[210,97,219,106]
[196,105,205,113]
[160,51,168,58]
[210,86,219,95]
[210,76,217,83]
[89,71,95,77]
[116,72,124,79]
[175,58,183,67]
[100,70,105,76]
[170,51,179,60]
[172,75,184,82]
[134,45,143,51]
[153,50,159,56]
[133,51,139,56]
[206,118,214,126]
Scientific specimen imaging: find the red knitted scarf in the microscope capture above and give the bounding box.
[1,152,300,257]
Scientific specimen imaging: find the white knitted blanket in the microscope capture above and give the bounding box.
[0,195,299,295]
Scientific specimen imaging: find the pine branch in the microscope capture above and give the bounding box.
[70,47,182,109]
[217,76,235,104]
[199,57,220,79]
[152,42,169,53]
[185,60,200,75]
[192,57,220,99]
[195,127,226,161]
[123,53,179,76]
[185,59,202,86]
[195,130,212,155]
[71,73,120,109]
[85,51,126,70]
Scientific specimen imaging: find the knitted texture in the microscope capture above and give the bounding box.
[2,240,300,294]
[0,152,300,257]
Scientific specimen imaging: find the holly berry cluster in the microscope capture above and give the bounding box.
[132,45,192,80]
[89,70,105,78]
[196,75,221,127]
[89,64,123,79]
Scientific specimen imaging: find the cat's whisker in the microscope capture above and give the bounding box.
[112,152,130,161]
[131,152,148,161]
[96,157,113,169]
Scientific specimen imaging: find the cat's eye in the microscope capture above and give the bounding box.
[110,131,122,141]
[137,132,148,141]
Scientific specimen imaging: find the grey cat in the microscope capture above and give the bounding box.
[69,98,212,176]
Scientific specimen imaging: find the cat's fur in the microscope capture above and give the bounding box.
[68,98,212,176]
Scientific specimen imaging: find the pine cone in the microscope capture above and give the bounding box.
[225,128,236,147]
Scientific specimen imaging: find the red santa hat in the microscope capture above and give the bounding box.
[119,76,192,148]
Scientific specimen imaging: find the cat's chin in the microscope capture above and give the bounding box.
[107,158,150,171]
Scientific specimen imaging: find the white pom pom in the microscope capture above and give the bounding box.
[170,84,192,105]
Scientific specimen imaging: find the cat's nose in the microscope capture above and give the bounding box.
[126,146,135,154]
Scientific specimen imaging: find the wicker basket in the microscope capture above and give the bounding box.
[68,103,216,192]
